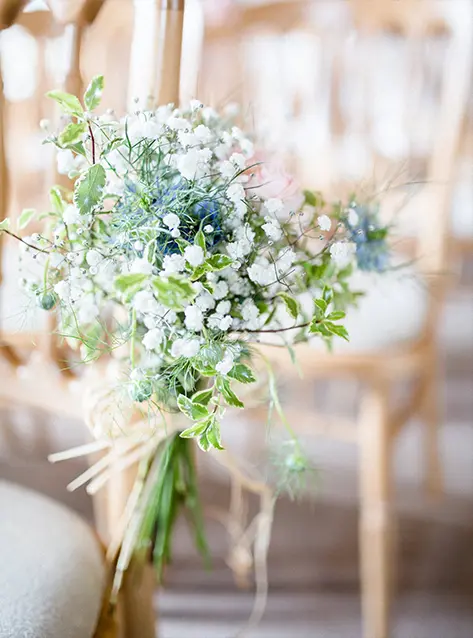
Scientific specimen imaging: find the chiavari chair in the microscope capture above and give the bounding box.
[1,1,188,636]
[200,2,473,637]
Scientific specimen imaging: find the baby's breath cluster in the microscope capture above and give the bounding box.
[3,76,390,460]
[0,75,393,582]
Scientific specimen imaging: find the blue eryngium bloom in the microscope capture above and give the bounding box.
[344,203,389,272]
[114,177,223,256]
[193,199,223,247]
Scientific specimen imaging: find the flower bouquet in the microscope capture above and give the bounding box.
[0,76,390,597]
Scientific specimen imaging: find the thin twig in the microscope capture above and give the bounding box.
[88,123,96,164]
[1,229,50,254]
[232,321,311,335]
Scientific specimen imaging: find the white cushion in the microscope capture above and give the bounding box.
[0,481,105,638]
[313,264,429,353]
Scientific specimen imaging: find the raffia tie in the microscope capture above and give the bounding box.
[48,363,275,636]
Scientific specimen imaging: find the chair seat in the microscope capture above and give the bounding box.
[309,263,430,353]
[0,481,105,638]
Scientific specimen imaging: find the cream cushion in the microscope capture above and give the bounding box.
[0,481,105,638]
[306,263,430,353]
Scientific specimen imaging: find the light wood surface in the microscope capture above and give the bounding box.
[0,0,188,636]
[208,3,473,637]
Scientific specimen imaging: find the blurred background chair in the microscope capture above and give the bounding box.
[199,2,473,637]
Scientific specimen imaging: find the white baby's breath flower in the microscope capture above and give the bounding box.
[240,138,254,158]
[54,280,70,301]
[184,245,204,267]
[184,305,204,331]
[204,225,214,234]
[262,217,282,242]
[177,148,212,180]
[143,327,164,351]
[171,337,200,358]
[167,116,189,130]
[230,152,246,170]
[226,183,245,204]
[216,350,234,375]
[195,290,215,312]
[177,149,199,179]
[347,208,359,226]
[207,313,223,330]
[162,213,180,229]
[190,99,203,111]
[317,215,332,232]
[194,124,212,143]
[162,254,185,275]
[201,106,218,123]
[220,161,235,179]
[178,130,198,148]
[127,116,161,142]
[212,280,229,300]
[216,300,231,315]
[86,249,102,267]
[241,299,261,329]
[330,241,356,266]
[133,291,159,314]
[63,205,81,225]
[130,258,153,274]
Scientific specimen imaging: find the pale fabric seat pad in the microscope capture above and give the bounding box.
[0,481,105,638]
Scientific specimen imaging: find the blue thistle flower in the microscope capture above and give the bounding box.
[344,203,389,272]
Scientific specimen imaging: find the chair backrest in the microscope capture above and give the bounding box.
[0,0,104,367]
[200,0,473,275]
[0,0,187,377]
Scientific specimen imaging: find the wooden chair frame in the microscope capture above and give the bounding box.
[1,1,185,636]
[201,2,473,637]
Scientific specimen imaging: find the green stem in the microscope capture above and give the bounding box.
[43,256,50,293]
[259,351,300,446]
[130,307,137,369]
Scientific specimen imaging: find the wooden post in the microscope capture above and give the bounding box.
[156,0,185,105]
[0,1,26,367]
[99,465,156,638]
[358,380,393,638]
[420,344,443,499]
[0,0,26,29]
[100,4,187,637]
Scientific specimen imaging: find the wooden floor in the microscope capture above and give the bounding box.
[1,264,472,637]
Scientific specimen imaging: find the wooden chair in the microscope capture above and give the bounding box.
[200,2,473,637]
[1,1,186,636]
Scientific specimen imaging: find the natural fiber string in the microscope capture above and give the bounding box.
[49,371,276,634]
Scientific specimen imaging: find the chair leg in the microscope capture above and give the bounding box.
[119,562,156,638]
[358,381,394,638]
[419,359,443,499]
[94,464,157,638]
